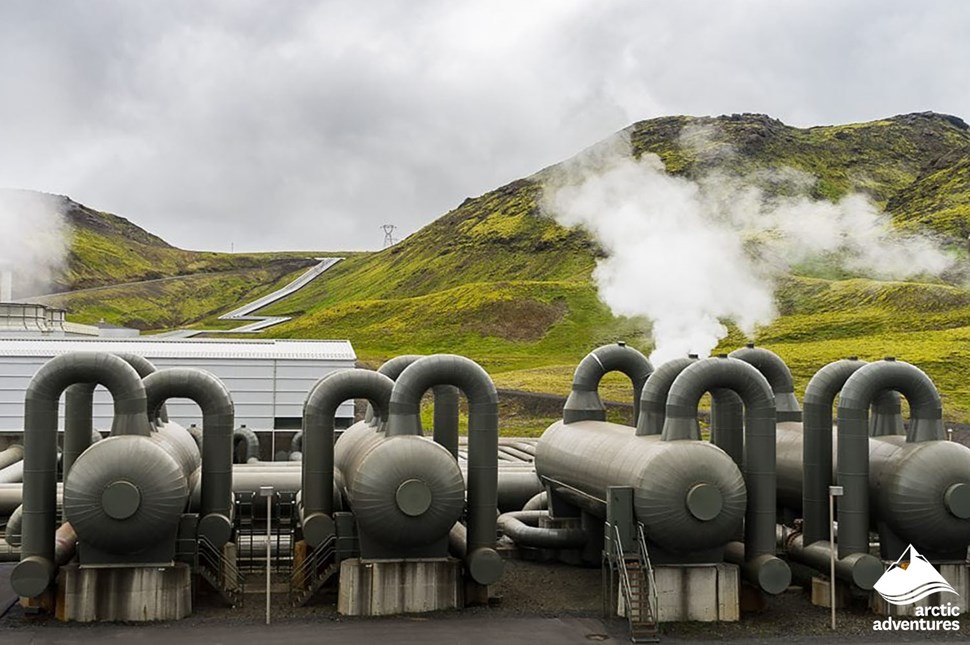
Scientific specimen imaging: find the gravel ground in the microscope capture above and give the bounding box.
[4,559,969,642]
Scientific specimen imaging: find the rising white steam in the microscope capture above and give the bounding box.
[540,128,955,365]
[0,190,72,299]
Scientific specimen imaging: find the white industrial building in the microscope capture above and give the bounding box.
[0,337,357,445]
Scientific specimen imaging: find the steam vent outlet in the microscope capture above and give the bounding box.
[102,480,141,520]
[686,483,723,521]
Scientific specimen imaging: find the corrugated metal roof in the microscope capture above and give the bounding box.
[0,337,356,360]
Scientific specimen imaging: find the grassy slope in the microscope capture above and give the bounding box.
[48,113,970,428]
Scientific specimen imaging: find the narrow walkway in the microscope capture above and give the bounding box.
[154,258,341,338]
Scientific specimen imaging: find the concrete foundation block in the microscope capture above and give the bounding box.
[337,557,461,616]
[870,562,968,617]
[620,563,739,622]
[57,563,192,622]
[811,576,852,608]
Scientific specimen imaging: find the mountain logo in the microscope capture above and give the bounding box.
[873,545,959,606]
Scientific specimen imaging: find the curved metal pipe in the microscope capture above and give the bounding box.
[497,510,588,550]
[710,389,744,467]
[636,357,696,436]
[801,358,865,545]
[778,527,883,590]
[366,355,462,457]
[836,359,944,558]
[302,369,394,547]
[661,356,790,593]
[564,343,653,424]
[4,504,23,547]
[290,430,303,454]
[386,354,503,585]
[233,425,261,463]
[729,344,802,422]
[62,353,166,482]
[522,491,548,512]
[0,444,24,471]
[12,352,150,598]
[143,367,235,548]
[0,459,24,484]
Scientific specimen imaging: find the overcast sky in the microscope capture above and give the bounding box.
[0,1,967,253]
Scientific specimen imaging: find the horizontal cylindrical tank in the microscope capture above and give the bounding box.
[536,420,746,556]
[776,425,970,556]
[340,434,465,549]
[63,436,189,555]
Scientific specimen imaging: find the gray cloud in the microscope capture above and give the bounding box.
[0,0,967,252]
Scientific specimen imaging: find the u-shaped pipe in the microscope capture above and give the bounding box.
[62,353,167,482]
[661,356,791,594]
[386,354,504,585]
[728,344,802,422]
[12,352,151,598]
[143,368,235,548]
[301,368,394,547]
[836,359,944,558]
[563,343,653,425]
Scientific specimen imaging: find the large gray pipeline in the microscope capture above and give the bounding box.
[661,356,791,594]
[778,526,883,590]
[12,352,151,599]
[728,344,802,422]
[0,444,23,470]
[836,359,945,558]
[801,358,865,545]
[496,510,588,549]
[143,367,235,548]
[563,343,653,424]
[62,353,167,481]
[301,368,394,547]
[366,355,462,458]
[386,354,504,586]
[233,425,260,463]
[636,357,696,436]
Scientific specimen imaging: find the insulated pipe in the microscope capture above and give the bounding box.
[185,424,204,453]
[386,354,504,586]
[710,389,744,467]
[143,368,235,548]
[801,358,865,545]
[12,352,150,599]
[497,510,588,549]
[302,369,394,548]
[836,359,945,558]
[777,527,883,590]
[290,431,303,454]
[0,460,24,484]
[636,357,696,436]
[661,357,790,594]
[522,491,548,511]
[62,353,166,482]
[0,444,23,470]
[729,344,802,422]
[564,343,653,424]
[366,355,462,458]
[4,504,23,546]
[233,425,260,463]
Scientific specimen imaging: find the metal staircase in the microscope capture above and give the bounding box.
[197,536,245,607]
[289,535,338,606]
[605,522,659,643]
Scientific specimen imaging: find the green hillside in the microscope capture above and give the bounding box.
[36,112,970,425]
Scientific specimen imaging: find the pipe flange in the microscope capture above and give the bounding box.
[101,480,141,520]
[944,482,970,519]
[686,483,723,521]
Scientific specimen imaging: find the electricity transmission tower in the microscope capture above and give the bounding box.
[381,224,397,248]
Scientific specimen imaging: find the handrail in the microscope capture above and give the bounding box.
[637,522,659,626]
[289,534,337,602]
[199,535,244,601]
[612,524,637,632]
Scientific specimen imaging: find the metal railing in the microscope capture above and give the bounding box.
[289,534,338,606]
[198,535,245,607]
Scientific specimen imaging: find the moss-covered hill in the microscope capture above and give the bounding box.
[42,112,970,424]
[7,190,321,329]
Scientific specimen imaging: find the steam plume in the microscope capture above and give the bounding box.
[540,128,955,365]
[0,190,72,299]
